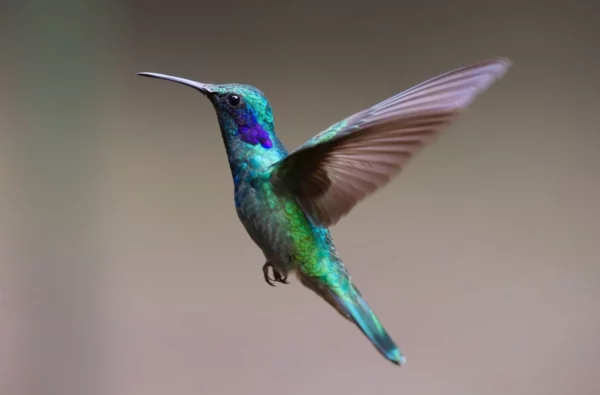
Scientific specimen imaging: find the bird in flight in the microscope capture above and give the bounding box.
[137,58,511,365]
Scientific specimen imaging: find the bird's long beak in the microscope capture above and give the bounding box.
[135,72,214,95]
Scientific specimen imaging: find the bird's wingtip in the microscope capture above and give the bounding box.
[494,57,513,66]
[488,57,514,75]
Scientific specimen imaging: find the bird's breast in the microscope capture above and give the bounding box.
[234,180,335,275]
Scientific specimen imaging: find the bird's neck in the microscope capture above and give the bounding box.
[217,117,288,187]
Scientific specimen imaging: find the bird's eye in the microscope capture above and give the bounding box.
[227,94,242,107]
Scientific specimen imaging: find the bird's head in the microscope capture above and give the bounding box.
[136,72,277,150]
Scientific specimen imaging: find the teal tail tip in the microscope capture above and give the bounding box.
[387,348,407,366]
[326,284,407,366]
[340,289,407,366]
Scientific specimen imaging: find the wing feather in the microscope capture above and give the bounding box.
[270,58,512,227]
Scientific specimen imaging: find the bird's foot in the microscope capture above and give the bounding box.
[262,262,289,287]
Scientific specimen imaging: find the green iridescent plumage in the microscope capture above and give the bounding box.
[137,58,511,366]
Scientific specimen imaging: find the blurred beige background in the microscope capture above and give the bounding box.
[1,1,599,395]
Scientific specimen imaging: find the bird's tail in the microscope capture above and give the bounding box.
[300,275,406,365]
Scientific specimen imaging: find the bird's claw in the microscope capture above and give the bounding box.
[262,262,289,286]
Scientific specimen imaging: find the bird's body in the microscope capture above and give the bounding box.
[231,146,404,363]
[137,58,512,366]
[235,172,338,281]
[210,90,338,280]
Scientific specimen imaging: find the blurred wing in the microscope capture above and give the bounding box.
[270,58,512,228]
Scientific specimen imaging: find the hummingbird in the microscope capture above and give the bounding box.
[137,58,511,366]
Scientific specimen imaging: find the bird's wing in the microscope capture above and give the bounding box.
[268,58,512,228]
